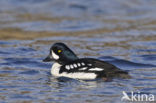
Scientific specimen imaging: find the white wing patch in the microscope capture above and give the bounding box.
[77,63,81,67]
[79,67,87,70]
[89,68,104,71]
[52,50,59,60]
[65,63,80,70]
[88,64,92,66]
[81,62,85,66]
[70,65,74,69]
[73,64,77,68]
[65,65,70,70]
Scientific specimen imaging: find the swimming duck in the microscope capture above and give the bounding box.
[43,42,131,80]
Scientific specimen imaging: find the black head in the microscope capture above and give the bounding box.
[43,42,78,65]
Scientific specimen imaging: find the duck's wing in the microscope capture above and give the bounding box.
[59,58,131,79]
[83,58,130,78]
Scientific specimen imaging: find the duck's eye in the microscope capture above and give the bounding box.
[58,50,62,53]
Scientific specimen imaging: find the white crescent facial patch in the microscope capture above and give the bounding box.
[52,50,59,60]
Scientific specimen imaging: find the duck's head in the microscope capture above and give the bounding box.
[43,42,78,65]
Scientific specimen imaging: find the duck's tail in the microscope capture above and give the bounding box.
[114,70,132,79]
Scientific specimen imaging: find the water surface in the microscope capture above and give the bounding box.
[0,0,156,103]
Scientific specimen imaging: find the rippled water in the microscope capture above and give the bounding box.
[0,0,156,103]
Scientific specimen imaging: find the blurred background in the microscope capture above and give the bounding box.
[0,0,156,103]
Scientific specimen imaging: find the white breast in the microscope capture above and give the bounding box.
[51,63,62,77]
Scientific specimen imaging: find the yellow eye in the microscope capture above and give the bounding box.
[58,50,62,53]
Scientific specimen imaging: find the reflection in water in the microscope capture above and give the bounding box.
[0,0,156,103]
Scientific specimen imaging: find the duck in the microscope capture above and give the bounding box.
[43,42,131,80]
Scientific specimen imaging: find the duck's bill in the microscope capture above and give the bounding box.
[43,54,54,62]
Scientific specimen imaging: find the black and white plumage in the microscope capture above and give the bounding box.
[43,42,131,80]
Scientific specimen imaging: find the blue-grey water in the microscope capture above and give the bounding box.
[0,0,156,103]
